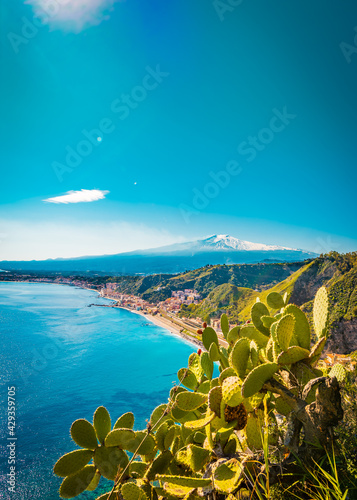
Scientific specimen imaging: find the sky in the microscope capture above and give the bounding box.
[1,0,357,260]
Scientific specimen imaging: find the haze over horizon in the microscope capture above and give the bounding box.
[1,1,357,260]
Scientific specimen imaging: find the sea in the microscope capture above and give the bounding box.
[0,283,195,500]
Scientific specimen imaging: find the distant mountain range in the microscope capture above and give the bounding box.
[0,234,317,274]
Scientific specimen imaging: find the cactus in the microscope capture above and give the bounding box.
[261,315,276,329]
[59,465,97,498]
[156,475,212,487]
[329,363,346,382]
[221,313,230,339]
[187,444,210,472]
[86,471,101,491]
[250,340,259,367]
[283,304,311,349]
[176,392,208,412]
[114,412,135,430]
[177,368,197,391]
[70,419,98,450]
[184,412,215,430]
[188,353,205,383]
[277,346,310,365]
[94,446,129,480]
[266,291,285,310]
[229,337,250,378]
[202,327,219,351]
[200,352,213,380]
[208,386,222,417]
[241,362,278,398]
[209,342,221,362]
[313,286,329,338]
[145,450,173,481]
[251,302,270,335]
[121,482,148,500]
[105,428,135,448]
[239,324,269,347]
[276,314,295,351]
[54,449,94,477]
[130,461,148,479]
[213,458,243,493]
[224,403,247,430]
[93,406,111,445]
[222,376,243,406]
[245,413,263,450]
[227,326,240,345]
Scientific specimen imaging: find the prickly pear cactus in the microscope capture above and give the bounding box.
[54,286,342,499]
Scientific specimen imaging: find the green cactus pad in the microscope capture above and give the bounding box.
[70,419,98,450]
[210,377,220,389]
[197,380,211,394]
[208,386,222,417]
[187,444,210,472]
[164,425,177,450]
[313,286,329,338]
[54,449,94,477]
[202,327,219,351]
[114,412,134,430]
[94,446,128,480]
[219,367,236,385]
[276,314,295,352]
[229,337,250,379]
[188,353,204,384]
[245,414,263,450]
[261,316,276,329]
[243,393,264,412]
[145,450,173,481]
[105,428,135,448]
[308,337,327,364]
[193,431,206,444]
[121,482,148,500]
[274,396,293,416]
[200,352,213,380]
[283,304,311,349]
[126,431,157,455]
[150,404,169,428]
[241,362,278,398]
[329,363,346,382]
[277,346,310,365]
[266,292,285,310]
[220,313,230,339]
[250,340,259,367]
[59,465,96,499]
[214,459,243,494]
[265,338,274,362]
[222,377,243,406]
[178,368,198,391]
[86,470,100,491]
[184,412,215,430]
[171,406,197,424]
[176,392,208,412]
[130,461,148,479]
[156,475,212,488]
[93,406,111,445]
[209,342,220,362]
[251,302,270,335]
[239,325,269,347]
[156,421,171,451]
[227,326,240,346]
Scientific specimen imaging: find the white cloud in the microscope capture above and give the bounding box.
[44,189,109,204]
[26,0,118,32]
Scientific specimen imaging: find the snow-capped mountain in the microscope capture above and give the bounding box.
[0,235,317,275]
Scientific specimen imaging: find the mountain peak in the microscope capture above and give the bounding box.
[199,234,295,252]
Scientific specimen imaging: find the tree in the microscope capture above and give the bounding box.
[53,286,345,499]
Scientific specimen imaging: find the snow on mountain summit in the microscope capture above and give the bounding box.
[198,234,296,252]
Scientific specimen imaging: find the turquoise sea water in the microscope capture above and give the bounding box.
[0,283,195,500]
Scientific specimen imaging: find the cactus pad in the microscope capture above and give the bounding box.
[176,392,208,412]
[187,444,210,472]
[261,316,276,329]
[121,482,148,500]
[283,304,311,349]
[229,337,250,379]
[93,406,111,445]
[105,428,135,448]
[59,465,96,498]
[276,314,295,352]
[213,458,243,494]
[86,470,100,491]
[277,346,309,365]
[329,363,346,382]
[70,419,98,450]
[130,461,148,479]
[209,342,221,362]
[241,362,278,398]
[126,431,157,455]
[222,376,243,406]
[188,353,204,383]
[313,286,329,338]
[227,326,240,345]
[221,314,230,339]
[208,386,222,417]
[184,412,215,430]
[239,325,269,347]
[156,475,212,488]
[114,412,134,430]
[274,397,293,416]
[266,292,285,310]
[200,352,213,380]
[145,450,173,481]
[251,302,270,335]
[245,414,263,450]
[94,446,129,480]
[219,367,236,385]
[178,368,198,391]
[202,327,219,351]
[54,449,94,477]
[308,337,327,364]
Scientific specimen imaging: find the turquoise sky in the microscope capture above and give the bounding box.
[1,0,357,260]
